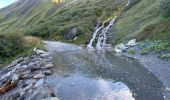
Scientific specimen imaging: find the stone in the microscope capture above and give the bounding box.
[33,73,45,79]
[114,48,123,53]
[19,74,33,80]
[40,52,50,58]
[19,83,33,96]
[1,71,11,80]
[44,63,54,69]
[0,80,17,94]
[34,48,46,55]
[74,37,78,41]
[28,86,55,100]
[12,74,19,82]
[42,70,52,75]
[30,66,41,72]
[42,97,60,100]
[115,43,128,53]
[34,79,44,88]
[116,43,128,50]
[28,62,35,67]
[126,39,138,46]
[22,65,28,69]
[166,87,170,91]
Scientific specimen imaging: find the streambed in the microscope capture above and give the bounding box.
[44,41,165,100]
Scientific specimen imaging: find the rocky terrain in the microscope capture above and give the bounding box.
[0,49,59,100]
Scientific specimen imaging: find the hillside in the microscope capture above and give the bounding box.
[0,0,169,46]
[0,0,71,32]
[110,0,170,44]
[0,0,127,44]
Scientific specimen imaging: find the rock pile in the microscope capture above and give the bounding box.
[0,49,56,100]
[115,39,138,53]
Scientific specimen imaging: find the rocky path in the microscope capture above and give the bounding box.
[0,45,59,100]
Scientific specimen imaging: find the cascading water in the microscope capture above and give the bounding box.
[87,17,117,49]
[96,17,117,49]
[87,26,103,48]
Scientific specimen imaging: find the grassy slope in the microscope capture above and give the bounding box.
[0,0,169,45]
[25,0,126,44]
[112,0,170,43]
[0,0,126,44]
[0,0,68,33]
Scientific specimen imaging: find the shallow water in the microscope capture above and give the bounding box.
[45,41,165,100]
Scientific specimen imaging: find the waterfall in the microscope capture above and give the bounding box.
[87,21,105,48]
[96,17,117,49]
[87,17,117,49]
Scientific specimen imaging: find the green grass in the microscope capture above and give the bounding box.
[128,48,136,55]
[0,33,44,66]
[25,0,126,44]
[113,0,162,42]
[160,53,170,59]
[1,47,35,65]
[0,0,126,44]
[140,40,169,55]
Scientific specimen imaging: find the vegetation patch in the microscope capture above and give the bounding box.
[24,0,126,43]
[0,31,43,64]
[160,53,170,59]
[160,0,170,18]
[128,48,136,55]
[140,40,169,55]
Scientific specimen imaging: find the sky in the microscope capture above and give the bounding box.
[0,0,17,8]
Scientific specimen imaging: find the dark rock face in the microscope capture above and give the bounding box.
[64,27,80,40]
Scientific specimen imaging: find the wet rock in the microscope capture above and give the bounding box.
[19,74,33,80]
[42,97,60,100]
[12,74,19,82]
[33,72,45,79]
[34,48,46,55]
[44,63,54,69]
[74,37,78,41]
[0,80,17,94]
[116,43,128,50]
[19,82,33,96]
[40,52,50,58]
[1,71,11,80]
[115,43,128,53]
[28,62,41,71]
[10,93,20,100]
[34,79,44,88]
[22,65,28,69]
[166,87,170,91]
[24,79,37,85]
[115,48,123,53]
[42,70,52,75]
[28,86,55,100]
[126,39,138,46]
[20,59,30,66]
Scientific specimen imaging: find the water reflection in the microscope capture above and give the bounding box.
[47,74,135,100]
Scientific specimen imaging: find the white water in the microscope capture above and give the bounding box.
[88,17,117,49]
[87,25,104,48]
[96,17,117,49]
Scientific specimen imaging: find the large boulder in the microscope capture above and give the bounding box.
[64,27,80,40]
[126,39,138,46]
[24,85,55,100]
[115,43,128,53]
